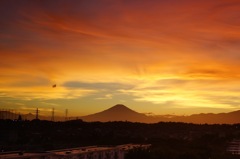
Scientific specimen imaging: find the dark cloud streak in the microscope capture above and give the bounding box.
[63,81,133,91]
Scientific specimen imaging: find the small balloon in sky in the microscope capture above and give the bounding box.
[52,84,56,88]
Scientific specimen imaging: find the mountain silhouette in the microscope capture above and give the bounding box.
[80,104,150,122]
[80,105,240,124]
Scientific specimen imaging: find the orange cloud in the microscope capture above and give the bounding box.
[1,0,240,115]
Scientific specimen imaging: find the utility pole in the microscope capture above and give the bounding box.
[10,109,14,120]
[14,109,16,120]
[7,109,10,119]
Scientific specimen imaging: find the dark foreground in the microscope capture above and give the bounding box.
[0,119,240,159]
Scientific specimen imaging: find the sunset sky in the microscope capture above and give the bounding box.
[1,0,240,116]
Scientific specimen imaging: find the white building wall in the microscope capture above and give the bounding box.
[1,144,151,159]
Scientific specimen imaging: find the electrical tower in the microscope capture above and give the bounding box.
[51,108,55,121]
[65,109,68,121]
[36,108,39,120]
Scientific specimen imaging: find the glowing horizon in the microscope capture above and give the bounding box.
[1,0,240,116]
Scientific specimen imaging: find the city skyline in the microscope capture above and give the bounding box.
[1,0,240,116]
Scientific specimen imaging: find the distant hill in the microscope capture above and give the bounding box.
[0,111,65,121]
[171,110,240,124]
[1,105,239,124]
[80,104,240,124]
